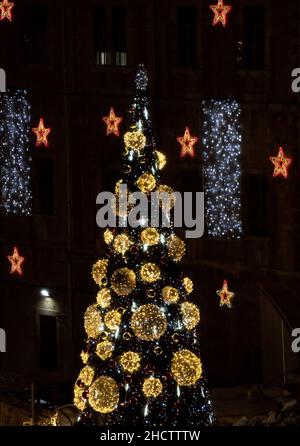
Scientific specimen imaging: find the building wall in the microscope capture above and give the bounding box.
[0,0,300,390]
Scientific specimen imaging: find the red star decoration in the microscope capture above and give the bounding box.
[102,107,122,136]
[270,147,292,179]
[32,117,51,147]
[0,0,14,22]
[210,0,232,27]
[7,247,25,276]
[177,127,198,158]
[216,280,234,308]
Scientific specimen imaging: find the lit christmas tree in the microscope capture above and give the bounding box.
[74,66,215,427]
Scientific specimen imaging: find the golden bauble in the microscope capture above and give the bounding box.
[141,228,159,245]
[119,351,141,374]
[96,288,111,309]
[123,332,132,341]
[140,263,161,283]
[84,304,102,339]
[78,365,94,386]
[124,131,146,151]
[143,377,163,398]
[96,340,114,360]
[171,349,202,386]
[74,384,87,411]
[137,173,156,193]
[103,228,114,244]
[167,235,186,262]
[157,184,176,210]
[92,259,109,285]
[111,267,136,296]
[80,351,89,364]
[104,310,122,331]
[130,304,167,341]
[183,277,193,294]
[162,286,179,304]
[181,302,200,330]
[89,376,119,414]
[155,150,167,170]
[113,234,132,255]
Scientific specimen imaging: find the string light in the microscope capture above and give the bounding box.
[32,117,51,147]
[216,280,234,308]
[177,127,198,158]
[7,246,25,276]
[102,107,122,136]
[0,90,32,216]
[210,0,232,27]
[0,0,14,22]
[202,99,242,239]
[270,147,292,179]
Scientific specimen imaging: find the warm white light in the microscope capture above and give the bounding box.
[40,289,50,297]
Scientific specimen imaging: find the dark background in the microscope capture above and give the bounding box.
[0,0,299,409]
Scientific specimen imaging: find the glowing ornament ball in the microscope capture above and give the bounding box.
[131,304,167,341]
[141,227,159,245]
[162,286,179,304]
[88,376,119,414]
[124,131,146,151]
[74,384,87,411]
[113,233,132,254]
[111,267,136,296]
[104,310,122,331]
[143,377,163,398]
[80,351,89,364]
[181,302,200,330]
[84,304,102,339]
[119,351,141,374]
[183,277,193,294]
[155,150,167,170]
[96,288,111,308]
[92,259,108,285]
[78,365,94,386]
[171,349,202,386]
[103,229,114,244]
[137,173,156,193]
[96,340,114,360]
[157,184,176,210]
[140,263,161,283]
[167,235,186,262]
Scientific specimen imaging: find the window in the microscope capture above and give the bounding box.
[35,158,54,215]
[93,6,127,66]
[241,6,265,70]
[176,6,197,68]
[244,174,268,237]
[24,4,49,63]
[39,315,57,371]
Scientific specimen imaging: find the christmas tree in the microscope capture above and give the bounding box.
[74,65,215,427]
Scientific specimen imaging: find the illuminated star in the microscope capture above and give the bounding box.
[270,147,292,179]
[210,0,232,27]
[216,280,234,308]
[102,107,122,136]
[7,246,25,276]
[177,127,198,158]
[32,117,51,147]
[0,0,14,22]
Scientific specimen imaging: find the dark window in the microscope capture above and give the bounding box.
[112,6,127,66]
[93,6,127,66]
[24,4,49,63]
[177,6,197,68]
[244,174,268,237]
[242,6,265,70]
[93,6,110,65]
[39,315,57,372]
[35,158,54,215]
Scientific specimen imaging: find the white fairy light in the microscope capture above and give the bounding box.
[202,99,242,239]
[176,385,181,398]
[0,90,32,215]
